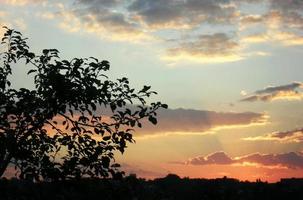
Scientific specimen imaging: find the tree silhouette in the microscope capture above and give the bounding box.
[0,27,167,181]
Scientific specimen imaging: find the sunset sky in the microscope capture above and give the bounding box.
[1,0,303,182]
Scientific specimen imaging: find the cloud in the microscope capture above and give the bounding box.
[52,2,152,42]
[136,107,268,136]
[239,5,303,46]
[241,33,268,43]
[75,0,121,8]
[240,10,303,46]
[238,0,303,28]
[240,14,263,24]
[240,82,303,102]
[186,151,303,169]
[0,11,27,37]
[163,33,243,63]
[241,31,303,46]
[3,0,45,6]
[7,0,303,64]
[270,0,303,13]
[243,128,303,143]
[274,32,303,46]
[255,82,303,94]
[128,0,238,29]
[0,12,8,37]
[43,106,267,139]
[237,152,303,169]
[188,152,234,165]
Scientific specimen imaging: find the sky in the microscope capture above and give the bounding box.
[1,0,303,182]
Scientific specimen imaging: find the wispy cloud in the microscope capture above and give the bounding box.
[240,82,303,102]
[186,151,303,169]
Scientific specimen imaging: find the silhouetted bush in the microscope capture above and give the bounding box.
[0,175,302,200]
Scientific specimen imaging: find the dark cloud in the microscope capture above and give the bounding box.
[241,82,303,102]
[136,107,267,135]
[268,128,303,141]
[186,151,303,169]
[238,0,303,46]
[270,0,303,13]
[50,105,267,137]
[255,82,302,94]
[128,0,237,29]
[74,7,138,32]
[165,33,241,62]
[57,1,150,41]
[265,9,303,31]
[75,0,121,8]
[243,128,303,143]
[189,152,234,165]
[72,0,238,31]
[28,0,303,62]
[238,152,303,169]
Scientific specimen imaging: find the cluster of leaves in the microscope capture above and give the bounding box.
[0,27,167,181]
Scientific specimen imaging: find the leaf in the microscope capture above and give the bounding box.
[110,103,116,111]
[148,116,157,125]
[103,136,111,141]
[69,109,74,117]
[27,69,37,75]
[130,120,135,127]
[161,104,168,109]
[90,103,96,111]
[42,49,49,55]
[139,85,151,93]
[102,156,110,168]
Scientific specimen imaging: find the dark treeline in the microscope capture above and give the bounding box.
[0,174,303,200]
